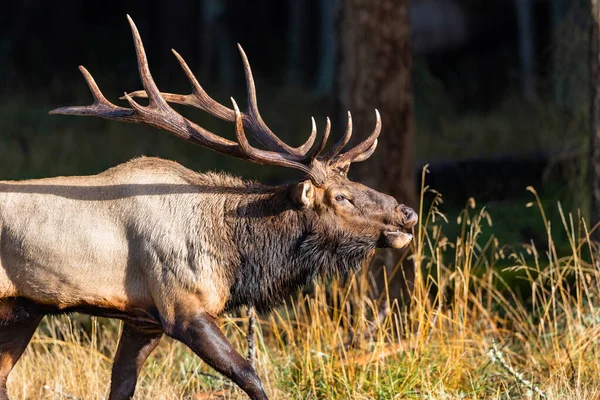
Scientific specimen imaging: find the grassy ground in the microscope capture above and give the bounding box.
[5,168,600,399]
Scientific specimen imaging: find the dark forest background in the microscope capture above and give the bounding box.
[0,0,590,248]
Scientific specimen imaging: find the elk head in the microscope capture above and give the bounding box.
[291,174,417,250]
[50,16,417,250]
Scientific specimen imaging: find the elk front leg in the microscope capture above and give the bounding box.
[165,311,268,400]
[109,323,162,400]
[0,314,43,400]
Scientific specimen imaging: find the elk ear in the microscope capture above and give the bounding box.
[291,181,315,209]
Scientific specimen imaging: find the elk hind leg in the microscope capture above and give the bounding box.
[109,323,162,400]
[0,299,43,400]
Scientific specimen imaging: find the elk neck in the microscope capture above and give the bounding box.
[223,181,376,313]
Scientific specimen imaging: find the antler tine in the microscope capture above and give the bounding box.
[231,98,325,184]
[236,45,259,118]
[236,45,317,156]
[124,50,233,121]
[76,66,110,105]
[305,117,331,162]
[332,109,381,168]
[49,66,137,121]
[125,15,170,110]
[350,138,378,162]
[324,111,353,161]
[172,49,233,120]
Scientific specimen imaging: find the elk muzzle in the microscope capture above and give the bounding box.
[378,204,417,249]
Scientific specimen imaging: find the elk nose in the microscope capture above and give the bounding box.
[398,205,418,229]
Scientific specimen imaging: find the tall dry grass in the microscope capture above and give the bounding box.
[7,167,600,399]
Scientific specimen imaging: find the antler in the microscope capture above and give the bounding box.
[50,15,380,185]
[126,45,319,157]
[326,110,381,171]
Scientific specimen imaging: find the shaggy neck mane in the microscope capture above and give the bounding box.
[222,180,376,313]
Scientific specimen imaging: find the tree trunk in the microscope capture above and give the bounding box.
[590,0,600,241]
[315,0,336,95]
[514,0,536,99]
[551,0,567,103]
[336,0,417,306]
[287,0,307,86]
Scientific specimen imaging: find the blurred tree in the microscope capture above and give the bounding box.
[315,0,336,95]
[200,0,234,90]
[514,0,536,99]
[551,0,567,102]
[287,0,308,86]
[552,0,589,110]
[591,0,600,240]
[336,0,417,307]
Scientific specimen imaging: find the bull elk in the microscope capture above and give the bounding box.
[0,16,417,400]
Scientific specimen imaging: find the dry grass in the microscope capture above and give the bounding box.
[7,167,600,399]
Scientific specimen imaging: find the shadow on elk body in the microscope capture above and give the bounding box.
[0,16,417,400]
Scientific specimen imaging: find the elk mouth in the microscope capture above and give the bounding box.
[380,229,413,249]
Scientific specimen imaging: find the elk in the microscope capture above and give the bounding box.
[0,16,417,400]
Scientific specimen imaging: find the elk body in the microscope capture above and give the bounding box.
[0,17,417,400]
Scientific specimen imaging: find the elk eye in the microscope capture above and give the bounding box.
[335,195,346,202]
